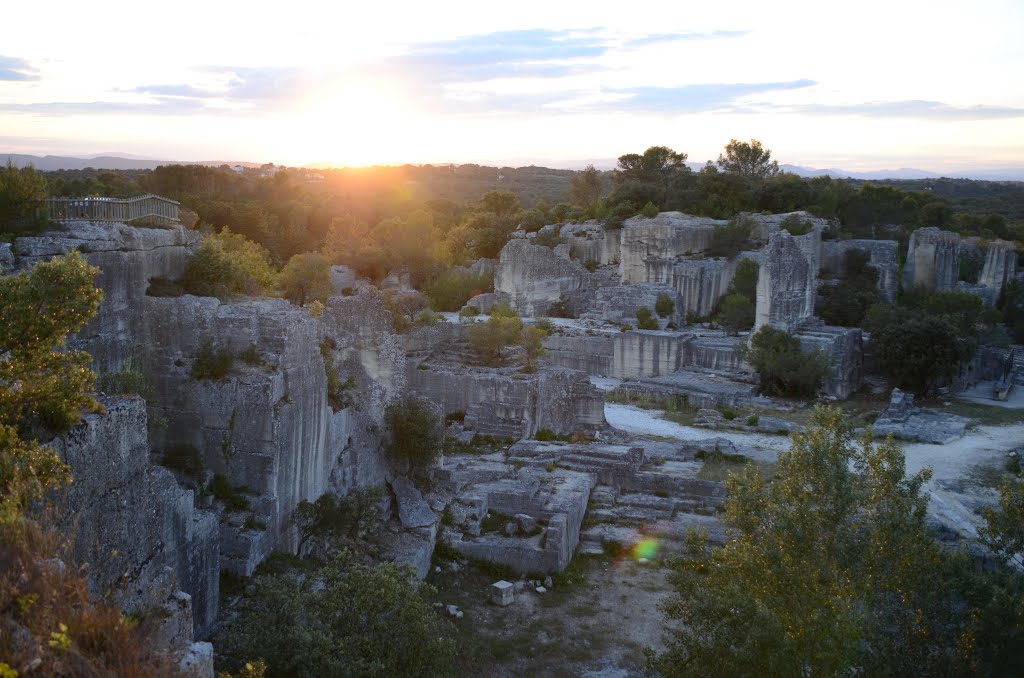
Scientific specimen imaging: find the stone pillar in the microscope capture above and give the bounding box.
[754,228,820,332]
[979,239,1019,293]
[902,227,961,293]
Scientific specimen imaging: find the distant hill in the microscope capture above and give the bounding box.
[779,163,1024,182]
[3,154,260,171]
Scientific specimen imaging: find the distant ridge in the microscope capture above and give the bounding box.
[2,154,261,171]
[4,153,1023,181]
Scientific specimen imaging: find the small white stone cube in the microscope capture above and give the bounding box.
[491,580,515,606]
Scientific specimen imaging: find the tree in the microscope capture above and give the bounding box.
[465,307,524,367]
[729,258,759,301]
[616,146,688,188]
[636,306,658,329]
[717,293,755,335]
[279,252,332,307]
[385,396,443,470]
[651,407,1019,677]
[569,164,605,208]
[739,326,830,397]
[0,251,103,440]
[816,248,882,327]
[716,138,781,179]
[218,552,456,678]
[0,160,48,234]
[865,304,974,395]
[183,228,277,299]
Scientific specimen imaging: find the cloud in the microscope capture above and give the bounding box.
[0,99,205,115]
[0,55,39,81]
[623,30,749,47]
[787,99,1024,120]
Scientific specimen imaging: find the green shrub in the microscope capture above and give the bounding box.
[279,252,332,307]
[817,249,881,327]
[655,292,675,318]
[423,269,493,311]
[95,351,151,397]
[320,341,354,411]
[239,345,265,366]
[636,306,658,330]
[739,326,831,397]
[585,260,599,272]
[533,226,562,248]
[209,473,250,511]
[641,201,659,218]
[466,310,523,366]
[717,293,755,335]
[746,414,760,426]
[458,305,479,318]
[386,396,443,470]
[535,428,571,442]
[182,228,276,299]
[708,216,755,258]
[780,213,813,235]
[191,339,233,380]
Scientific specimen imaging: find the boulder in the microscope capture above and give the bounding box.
[391,477,437,529]
[902,227,960,293]
[755,228,821,332]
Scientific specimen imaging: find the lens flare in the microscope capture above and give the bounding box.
[632,537,659,561]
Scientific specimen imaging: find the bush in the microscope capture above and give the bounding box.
[182,228,276,299]
[239,345,265,366]
[279,252,332,307]
[466,311,523,366]
[641,201,659,217]
[291,486,383,555]
[386,396,443,470]
[162,443,204,478]
[320,342,354,411]
[817,249,881,327]
[708,216,755,258]
[730,258,760,300]
[780,213,813,235]
[423,269,494,312]
[739,326,830,397]
[655,292,675,318]
[533,226,562,248]
[585,259,599,272]
[717,293,755,335]
[191,339,233,380]
[209,473,250,511]
[636,306,659,330]
[217,552,456,678]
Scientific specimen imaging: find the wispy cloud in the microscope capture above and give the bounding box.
[786,99,1024,120]
[0,99,205,115]
[0,55,39,81]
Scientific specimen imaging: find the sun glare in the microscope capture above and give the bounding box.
[293,82,417,167]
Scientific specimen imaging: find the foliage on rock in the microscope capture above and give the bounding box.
[739,326,829,397]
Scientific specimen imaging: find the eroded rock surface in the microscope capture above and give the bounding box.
[902,227,961,293]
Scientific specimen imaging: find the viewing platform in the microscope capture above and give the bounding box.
[45,194,180,225]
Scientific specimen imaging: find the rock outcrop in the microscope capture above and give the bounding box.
[581,283,683,327]
[820,239,899,303]
[871,388,968,443]
[755,228,821,332]
[797,324,864,399]
[618,212,724,283]
[12,222,197,371]
[902,227,961,293]
[142,296,332,572]
[979,239,1019,293]
[49,397,220,640]
[562,221,621,266]
[495,239,591,315]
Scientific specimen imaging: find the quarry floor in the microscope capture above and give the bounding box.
[433,387,1022,675]
[431,553,672,677]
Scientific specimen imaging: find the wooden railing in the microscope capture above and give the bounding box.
[45,194,180,224]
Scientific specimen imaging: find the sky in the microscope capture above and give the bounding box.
[1,0,1023,172]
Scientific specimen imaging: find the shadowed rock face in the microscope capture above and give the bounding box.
[902,227,961,293]
[495,239,590,315]
[979,239,1019,293]
[11,222,198,372]
[755,228,820,332]
[820,239,899,303]
[49,397,220,640]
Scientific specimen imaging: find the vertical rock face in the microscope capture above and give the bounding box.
[143,297,332,569]
[581,283,683,327]
[562,221,621,266]
[979,239,1019,293]
[796,325,864,399]
[11,222,197,371]
[320,291,406,495]
[819,239,899,303]
[407,364,605,439]
[670,258,740,319]
[495,239,590,315]
[618,212,724,283]
[611,331,687,379]
[49,397,220,639]
[755,228,821,332]
[902,227,961,293]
